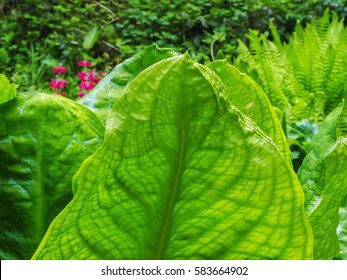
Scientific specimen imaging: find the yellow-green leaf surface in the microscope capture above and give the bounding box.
[0,91,104,259]
[208,60,292,165]
[298,102,347,259]
[33,54,312,260]
[78,45,179,123]
[0,74,18,104]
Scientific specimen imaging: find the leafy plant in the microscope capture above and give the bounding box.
[297,102,347,259]
[32,52,312,260]
[0,0,119,93]
[1,47,346,260]
[0,76,104,259]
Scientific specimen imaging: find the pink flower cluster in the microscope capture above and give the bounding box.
[53,66,68,73]
[49,79,67,88]
[50,64,68,97]
[49,60,103,99]
[78,60,92,67]
[77,60,103,98]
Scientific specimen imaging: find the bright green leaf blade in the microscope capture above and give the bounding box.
[0,74,18,104]
[298,102,347,259]
[82,26,101,50]
[33,54,312,260]
[78,45,179,123]
[0,92,104,259]
[208,60,292,165]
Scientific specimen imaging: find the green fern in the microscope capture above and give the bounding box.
[235,31,290,121]
[234,9,347,135]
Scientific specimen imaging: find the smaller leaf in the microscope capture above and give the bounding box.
[83,26,101,50]
[0,91,105,259]
[0,74,18,104]
[78,45,179,123]
[298,102,347,259]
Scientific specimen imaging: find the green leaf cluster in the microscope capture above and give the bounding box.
[1,46,347,260]
[2,0,347,94]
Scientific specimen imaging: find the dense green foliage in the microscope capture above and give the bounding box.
[1,0,347,261]
[1,46,346,260]
[234,9,347,169]
[1,0,347,94]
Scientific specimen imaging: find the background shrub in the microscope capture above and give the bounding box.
[1,0,347,93]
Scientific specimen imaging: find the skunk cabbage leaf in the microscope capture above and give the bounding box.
[33,54,312,260]
[0,91,104,259]
[78,45,179,123]
[298,102,347,259]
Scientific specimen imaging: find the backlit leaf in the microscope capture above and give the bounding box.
[33,54,312,260]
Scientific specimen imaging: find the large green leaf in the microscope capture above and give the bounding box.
[0,92,104,259]
[33,54,312,260]
[298,102,347,259]
[0,74,18,105]
[208,60,292,165]
[78,45,179,123]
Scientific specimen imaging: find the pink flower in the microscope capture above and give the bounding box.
[59,93,67,97]
[77,72,87,80]
[53,66,68,73]
[49,79,68,89]
[78,92,86,98]
[93,77,101,83]
[87,71,95,81]
[78,81,95,90]
[49,80,56,88]
[78,60,92,67]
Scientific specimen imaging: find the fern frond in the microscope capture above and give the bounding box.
[316,8,331,38]
[234,9,347,134]
[269,20,282,47]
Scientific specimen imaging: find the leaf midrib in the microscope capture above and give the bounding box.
[153,73,188,259]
